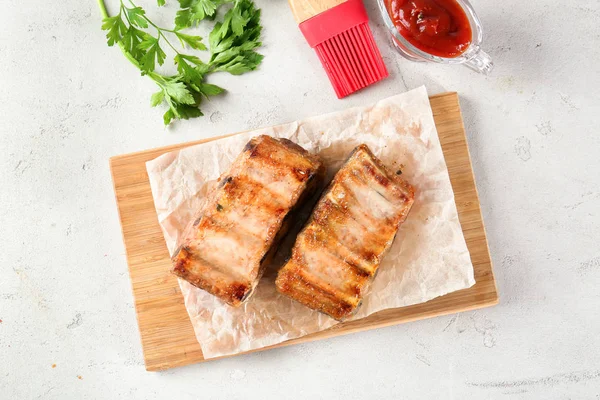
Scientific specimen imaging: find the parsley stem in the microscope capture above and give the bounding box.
[120,3,133,25]
[122,0,181,55]
[97,0,145,71]
[97,0,109,19]
[158,31,181,54]
[126,0,177,33]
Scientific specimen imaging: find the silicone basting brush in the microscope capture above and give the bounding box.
[289,0,389,98]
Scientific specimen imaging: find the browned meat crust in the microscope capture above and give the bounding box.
[172,135,325,306]
[276,144,415,320]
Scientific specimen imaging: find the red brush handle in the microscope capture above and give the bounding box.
[298,0,369,48]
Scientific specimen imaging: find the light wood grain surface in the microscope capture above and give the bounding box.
[109,92,498,371]
[288,0,347,24]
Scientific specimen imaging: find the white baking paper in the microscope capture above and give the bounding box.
[146,86,475,359]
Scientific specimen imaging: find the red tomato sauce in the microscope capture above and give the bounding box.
[386,0,472,58]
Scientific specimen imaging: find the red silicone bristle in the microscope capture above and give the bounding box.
[314,23,388,98]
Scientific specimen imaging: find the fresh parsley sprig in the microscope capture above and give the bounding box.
[175,0,234,28]
[209,0,264,74]
[98,0,263,125]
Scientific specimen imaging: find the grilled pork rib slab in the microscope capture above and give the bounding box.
[172,135,325,306]
[276,144,415,320]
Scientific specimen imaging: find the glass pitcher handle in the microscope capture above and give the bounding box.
[464,50,494,75]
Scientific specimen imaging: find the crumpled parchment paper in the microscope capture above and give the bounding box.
[146,86,475,359]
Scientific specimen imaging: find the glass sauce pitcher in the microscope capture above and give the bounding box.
[376,0,494,74]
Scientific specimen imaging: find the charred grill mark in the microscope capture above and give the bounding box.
[362,251,378,266]
[293,272,356,315]
[277,138,299,149]
[349,284,362,297]
[231,283,250,302]
[172,246,192,274]
[173,260,187,275]
[248,147,260,158]
[239,287,254,302]
[246,137,276,159]
[219,176,233,188]
[243,139,258,153]
[345,258,373,278]
[361,160,391,188]
[220,175,285,213]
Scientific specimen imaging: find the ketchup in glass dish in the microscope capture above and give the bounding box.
[385,0,472,58]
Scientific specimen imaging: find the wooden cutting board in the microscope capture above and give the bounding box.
[110,92,498,371]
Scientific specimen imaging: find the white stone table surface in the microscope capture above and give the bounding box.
[1,0,599,398]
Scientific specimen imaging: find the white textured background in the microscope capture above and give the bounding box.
[1,0,599,398]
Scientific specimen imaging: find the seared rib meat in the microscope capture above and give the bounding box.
[172,135,325,306]
[276,144,415,320]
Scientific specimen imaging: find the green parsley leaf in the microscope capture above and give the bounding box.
[157,0,166,6]
[126,7,149,29]
[176,104,205,119]
[174,31,207,50]
[163,109,176,125]
[163,80,195,105]
[208,22,226,50]
[102,14,127,46]
[216,50,262,73]
[175,0,226,28]
[230,5,249,36]
[197,0,219,18]
[174,54,205,85]
[239,50,263,67]
[138,36,166,72]
[211,37,236,57]
[199,83,225,97]
[122,27,147,60]
[163,104,203,125]
[208,0,263,74]
[150,90,165,106]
